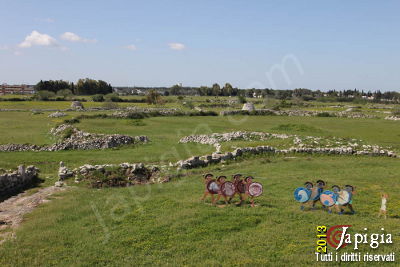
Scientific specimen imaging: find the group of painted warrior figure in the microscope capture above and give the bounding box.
[201,173,263,207]
[294,180,356,215]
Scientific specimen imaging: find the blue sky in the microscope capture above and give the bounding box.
[1,0,399,90]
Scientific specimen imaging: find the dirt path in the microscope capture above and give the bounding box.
[0,186,67,244]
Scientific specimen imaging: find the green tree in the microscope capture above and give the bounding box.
[222,83,233,96]
[146,90,162,105]
[35,80,71,93]
[212,83,220,96]
[56,89,73,98]
[170,84,182,95]
[75,78,112,95]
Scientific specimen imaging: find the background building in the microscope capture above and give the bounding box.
[0,84,35,95]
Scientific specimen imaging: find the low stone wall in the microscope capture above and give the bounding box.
[220,109,376,119]
[176,145,397,170]
[0,165,39,197]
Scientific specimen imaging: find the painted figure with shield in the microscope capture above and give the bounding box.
[339,185,355,214]
[320,189,338,212]
[200,173,218,205]
[243,176,263,207]
[312,180,326,208]
[294,180,325,210]
[230,174,246,205]
[215,175,234,205]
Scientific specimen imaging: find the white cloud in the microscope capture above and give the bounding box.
[124,44,137,51]
[60,32,97,43]
[13,51,22,56]
[18,30,58,48]
[0,45,8,50]
[168,42,185,50]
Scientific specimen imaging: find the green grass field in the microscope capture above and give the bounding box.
[0,98,399,266]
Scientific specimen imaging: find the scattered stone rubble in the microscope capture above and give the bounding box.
[71,101,84,110]
[48,111,67,118]
[0,124,148,152]
[242,103,255,111]
[0,165,39,196]
[180,131,291,146]
[58,161,73,180]
[72,162,163,187]
[385,116,400,121]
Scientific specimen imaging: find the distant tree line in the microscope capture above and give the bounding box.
[33,79,400,103]
[159,84,400,102]
[35,78,112,95]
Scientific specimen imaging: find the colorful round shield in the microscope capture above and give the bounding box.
[320,190,338,207]
[236,181,246,194]
[220,181,235,197]
[207,180,219,194]
[248,182,263,197]
[310,187,322,201]
[294,187,311,203]
[337,190,352,205]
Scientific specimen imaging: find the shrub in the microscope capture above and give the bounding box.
[61,127,75,139]
[104,93,122,102]
[92,94,104,102]
[34,90,55,100]
[316,112,334,117]
[63,118,80,124]
[237,95,247,104]
[0,97,30,101]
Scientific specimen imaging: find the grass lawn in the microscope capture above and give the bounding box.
[0,155,399,266]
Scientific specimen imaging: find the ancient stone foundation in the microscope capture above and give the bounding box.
[0,124,148,152]
[73,162,164,187]
[0,165,39,197]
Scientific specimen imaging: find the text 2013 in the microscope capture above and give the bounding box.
[316,226,327,253]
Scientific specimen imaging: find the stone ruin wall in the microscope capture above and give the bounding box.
[0,165,39,197]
